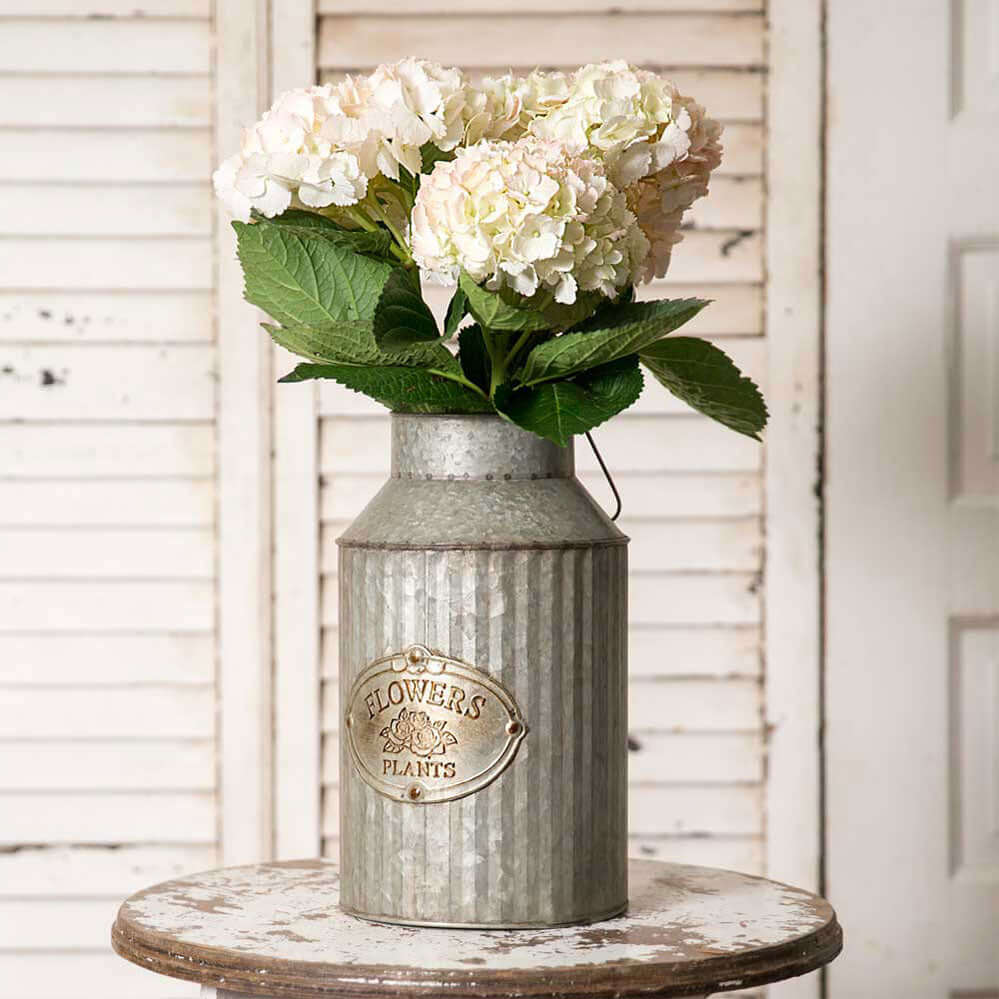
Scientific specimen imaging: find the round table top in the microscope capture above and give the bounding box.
[112,859,842,999]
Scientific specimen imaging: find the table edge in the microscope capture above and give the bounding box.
[112,909,843,999]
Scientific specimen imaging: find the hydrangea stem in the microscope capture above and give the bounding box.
[480,328,501,398]
[485,328,533,400]
[342,206,378,232]
[506,330,534,372]
[343,204,412,266]
[428,368,490,401]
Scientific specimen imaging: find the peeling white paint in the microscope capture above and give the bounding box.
[121,859,833,974]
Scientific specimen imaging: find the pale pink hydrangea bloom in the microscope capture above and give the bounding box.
[627,93,722,280]
[518,61,723,280]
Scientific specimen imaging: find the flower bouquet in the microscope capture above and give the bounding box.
[215,58,767,929]
[215,58,767,446]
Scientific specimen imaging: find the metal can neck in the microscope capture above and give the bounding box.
[391,414,574,480]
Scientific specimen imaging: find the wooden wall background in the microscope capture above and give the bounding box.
[0,2,790,998]
[0,2,216,996]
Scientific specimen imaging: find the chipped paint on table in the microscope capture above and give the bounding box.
[112,859,842,999]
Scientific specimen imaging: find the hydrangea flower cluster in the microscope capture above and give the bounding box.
[219,60,766,445]
[472,60,723,280]
[213,59,466,222]
[212,85,368,221]
[214,58,721,289]
[410,137,648,305]
[323,59,465,180]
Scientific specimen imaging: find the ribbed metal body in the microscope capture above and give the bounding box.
[338,414,628,928]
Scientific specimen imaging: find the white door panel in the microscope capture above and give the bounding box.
[827,1,999,995]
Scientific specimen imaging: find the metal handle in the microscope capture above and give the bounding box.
[584,431,622,521]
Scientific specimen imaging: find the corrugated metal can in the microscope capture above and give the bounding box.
[337,414,628,928]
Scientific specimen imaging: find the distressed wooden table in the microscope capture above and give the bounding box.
[111,859,842,999]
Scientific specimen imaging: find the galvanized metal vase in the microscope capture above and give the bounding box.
[338,413,628,928]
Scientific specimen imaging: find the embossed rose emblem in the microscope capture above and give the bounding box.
[381,708,458,757]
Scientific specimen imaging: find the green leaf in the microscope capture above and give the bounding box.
[444,285,469,337]
[459,272,547,332]
[570,283,634,330]
[278,363,492,414]
[459,272,602,333]
[263,320,459,373]
[234,219,394,327]
[519,298,709,385]
[262,209,394,258]
[495,357,644,446]
[457,324,491,393]
[394,146,454,200]
[639,337,768,440]
[259,209,341,232]
[373,268,440,349]
[396,165,420,201]
[420,143,454,175]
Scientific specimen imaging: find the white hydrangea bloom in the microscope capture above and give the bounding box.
[370,58,466,151]
[213,60,721,288]
[456,69,571,146]
[212,84,367,221]
[527,61,684,186]
[214,61,468,220]
[297,152,369,210]
[516,68,572,121]
[521,61,722,281]
[322,59,466,180]
[410,137,649,305]
[461,73,524,144]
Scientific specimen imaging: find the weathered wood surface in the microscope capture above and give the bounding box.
[0,18,212,73]
[270,0,323,864]
[0,76,212,127]
[763,11,824,999]
[318,14,764,69]
[0,291,215,341]
[0,130,211,182]
[318,0,764,12]
[113,859,840,998]
[214,0,275,870]
[0,8,222,992]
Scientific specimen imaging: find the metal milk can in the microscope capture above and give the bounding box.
[338,414,628,928]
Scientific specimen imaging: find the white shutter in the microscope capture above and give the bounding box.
[0,0,257,995]
[826,0,999,994]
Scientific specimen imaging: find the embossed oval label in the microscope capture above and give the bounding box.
[344,645,527,804]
